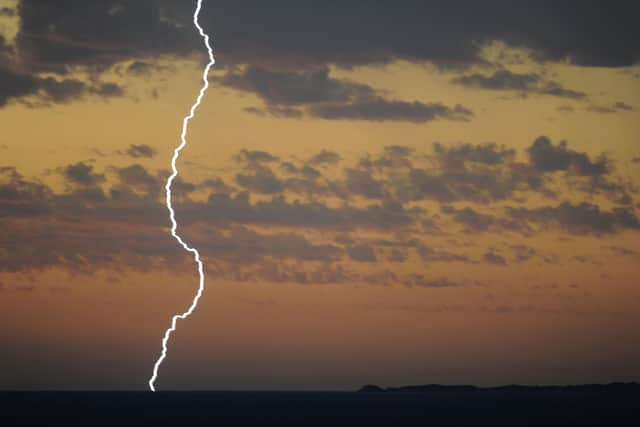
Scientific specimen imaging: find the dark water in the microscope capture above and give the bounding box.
[1,390,637,426]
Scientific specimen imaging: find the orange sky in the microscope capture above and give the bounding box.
[1,0,640,390]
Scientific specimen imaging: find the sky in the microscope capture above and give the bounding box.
[1,0,640,390]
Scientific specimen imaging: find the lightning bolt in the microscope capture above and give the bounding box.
[148,0,215,392]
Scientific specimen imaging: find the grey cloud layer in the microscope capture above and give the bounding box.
[451,70,587,100]
[13,0,640,72]
[1,137,638,284]
[3,1,638,109]
[218,66,473,123]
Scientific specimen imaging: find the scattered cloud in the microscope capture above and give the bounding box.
[452,70,587,99]
[121,144,157,159]
[506,202,640,235]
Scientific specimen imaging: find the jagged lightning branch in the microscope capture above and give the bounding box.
[148,0,215,392]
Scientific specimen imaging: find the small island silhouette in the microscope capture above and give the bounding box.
[358,382,640,393]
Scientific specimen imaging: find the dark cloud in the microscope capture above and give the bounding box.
[407,166,521,204]
[126,61,154,75]
[506,202,640,235]
[63,162,105,186]
[509,244,539,262]
[613,102,634,111]
[9,0,639,89]
[0,7,15,16]
[220,66,472,123]
[115,164,159,195]
[537,82,587,100]
[224,138,625,206]
[2,149,639,285]
[441,205,525,234]
[308,150,341,166]
[244,105,304,118]
[202,1,640,68]
[604,245,637,257]
[16,0,195,73]
[484,251,507,266]
[37,77,86,103]
[528,136,608,176]
[0,34,12,55]
[416,244,472,263]
[236,172,283,194]
[309,98,473,123]
[0,167,52,217]
[236,149,279,164]
[347,244,377,262]
[402,275,460,288]
[452,70,587,99]
[0,66,123,108]
[433,142,515,169]
[192,226,342,264]
[122,144,157,159]
[227,142,633,212]
[388,248,408,262]
[344,169,384,199]
[218,66,373,105]
[0,66,39,106]
[91,82,124,97]
[587,102,635,114]
[452,70,539,91]
[184,193,416,229]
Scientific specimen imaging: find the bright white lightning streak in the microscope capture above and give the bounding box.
[148,0,215,392]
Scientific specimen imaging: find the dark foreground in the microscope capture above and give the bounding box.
[1,386,638,426]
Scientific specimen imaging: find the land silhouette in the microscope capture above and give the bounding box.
[2,383,638,426]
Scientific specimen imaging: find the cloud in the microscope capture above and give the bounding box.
[402,275,461,288]
[16,0,195,73]
[613,102,634,111]
[308,150,341,166]
[347,244,377,262]
[0,7,15,17]
[0,65,124,108]
[441,205,525,234]
[587,102,635,114]
[1,147,639,286]
[91,82,124,97]
[220,66,473,123]
[63,162,105,186]
[236,149,279,164]
[218,66,373,105]
[452,70,539,90]
[235,171,283,194]
[416,244,472,263]
[244,105,304,118]
[114,164,159,195]
[0,167,52,217]
[452,70,587,99]
[506,202,640,235]
[37,77,86,103]
[309,98,473,123]
[8,0,639,91]
[126,61,155,76]
[121,144,157,159]
[0,66,39,106]
[221,140,631,208]
[528,136,608,176]
[484,251,507,266]
[433,142,515,169]
[184,193,416,229]
[604,245,637,257]
[344,169,384,199]
[201,1,640,68]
